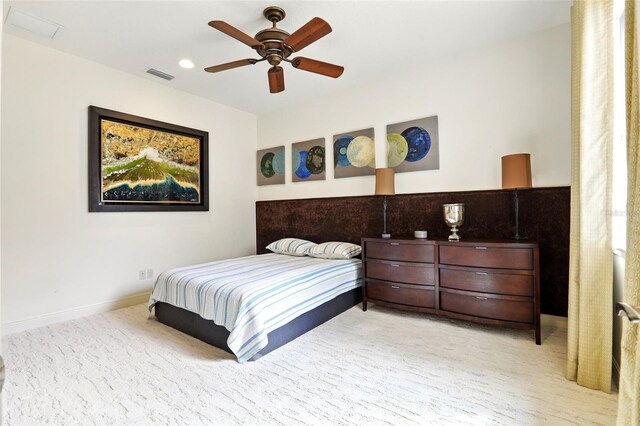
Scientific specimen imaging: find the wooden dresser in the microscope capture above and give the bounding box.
[361,237,540,344]
[362,238,437,312]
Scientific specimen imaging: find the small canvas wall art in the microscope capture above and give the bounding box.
[88,106,208,212]
[257,146,285,186]
[333,128,375,179]
[292,138,325,182]
[386,115,439,173]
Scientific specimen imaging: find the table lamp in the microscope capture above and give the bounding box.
[375,168,395,238]
[501,153,532,240]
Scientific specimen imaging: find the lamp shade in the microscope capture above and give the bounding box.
[375,168,395,195]
[501,154,532,189]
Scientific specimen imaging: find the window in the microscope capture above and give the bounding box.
[613,4,628,252]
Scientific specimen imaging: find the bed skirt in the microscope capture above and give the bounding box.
[154,287,362,361]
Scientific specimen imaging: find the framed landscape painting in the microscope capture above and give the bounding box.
[292,138,326,182]
[333,127,375,179]
[386,115,439,173]
[88,106,209,212]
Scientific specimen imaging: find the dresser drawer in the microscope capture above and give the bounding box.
[440,267,534,296]
[440,289,533,323]
[439,245,533,270]
[365,241,434,263]
[367,281,435,308]
[366,259,435,285]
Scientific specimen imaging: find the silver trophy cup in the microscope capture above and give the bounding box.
[443,203,465,241]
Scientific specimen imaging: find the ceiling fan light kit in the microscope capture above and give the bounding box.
[205,6,344,94]
[268,66,285,93]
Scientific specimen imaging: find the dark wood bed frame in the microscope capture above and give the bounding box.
[155,287,362,360]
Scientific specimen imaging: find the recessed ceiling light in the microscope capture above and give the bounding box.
[6,6,64,39]
[179,59,195,69]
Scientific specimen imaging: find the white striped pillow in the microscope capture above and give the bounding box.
[305,242,362,259]
[266,238,317,256]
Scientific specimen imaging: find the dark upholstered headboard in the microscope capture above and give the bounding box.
[256,186,570,317]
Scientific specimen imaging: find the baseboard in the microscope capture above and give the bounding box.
[541,313,567,330]
[2,292,150,336]
[612,357,621,391]
[2,298,570,336]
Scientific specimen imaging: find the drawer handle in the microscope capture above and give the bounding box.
[475,272,488,275]
[475,246,487,250]
[391,285,400,289]
[390,264,399,267]
[389,243,400,246]
[476,296,488,300]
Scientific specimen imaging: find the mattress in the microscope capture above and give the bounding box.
[148,253,362,362]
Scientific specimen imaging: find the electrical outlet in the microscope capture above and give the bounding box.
[138,270,146,280]
[146,268,154,279]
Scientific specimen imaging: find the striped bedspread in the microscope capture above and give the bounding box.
[148,253,362,362]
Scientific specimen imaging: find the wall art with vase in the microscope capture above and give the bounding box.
[386,115,439,173]
[333,127,375,178]
[292,138,325,182]
[257,146,285,186]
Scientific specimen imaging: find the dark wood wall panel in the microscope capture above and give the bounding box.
[256,186,570,316]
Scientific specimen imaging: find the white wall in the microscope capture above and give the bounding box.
[1,35,257,332]
[0,1,4,418]
[1,23,571,332]
[258,24,570,201]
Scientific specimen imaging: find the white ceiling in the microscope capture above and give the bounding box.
[3,0,571,115]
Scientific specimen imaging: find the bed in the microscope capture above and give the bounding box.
[148,252,362,362]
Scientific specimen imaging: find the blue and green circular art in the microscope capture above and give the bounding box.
[333,135,375,168]
[402,126,431,162]
[387,126,431,166]
[272,149,285,174]
[334,136,353,167]
[293,146,325,179]
[260,148,285,178]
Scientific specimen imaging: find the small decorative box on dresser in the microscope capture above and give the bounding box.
[361,237,541,344]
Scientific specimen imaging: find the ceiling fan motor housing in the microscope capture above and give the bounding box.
[254,26,292,65]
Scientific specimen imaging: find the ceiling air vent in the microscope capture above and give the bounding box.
[6,6,64,39]
[146,68,175,81]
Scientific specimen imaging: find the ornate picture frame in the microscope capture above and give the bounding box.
[88,106,209,212]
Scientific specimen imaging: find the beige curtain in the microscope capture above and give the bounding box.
[567,0,615,393]
[618,0,640,423]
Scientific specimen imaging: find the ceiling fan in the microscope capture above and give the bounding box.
[205,6,344,94]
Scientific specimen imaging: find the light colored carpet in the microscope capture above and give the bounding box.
[4,303,617,425]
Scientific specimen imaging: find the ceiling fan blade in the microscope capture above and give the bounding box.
[282,17,332,52]
[292,57,344,78]
[268,66,285,93]
[208,20,264,49]
[204,59,257,73]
